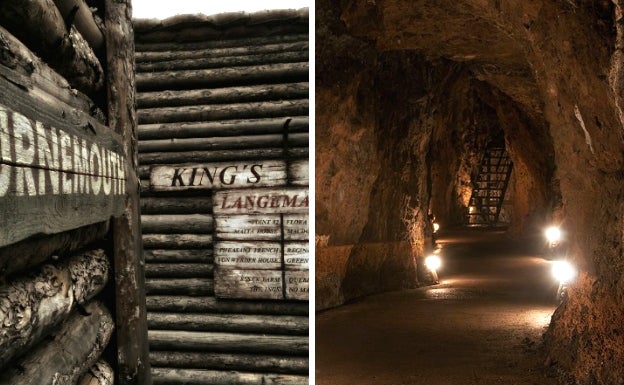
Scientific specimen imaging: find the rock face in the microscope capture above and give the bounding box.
[316,0,624,383]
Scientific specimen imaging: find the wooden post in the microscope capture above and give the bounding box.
[104,1,151,384]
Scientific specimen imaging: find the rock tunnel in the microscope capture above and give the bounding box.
[316,0,624,383]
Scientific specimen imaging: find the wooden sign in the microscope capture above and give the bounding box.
[283,214,309,240]
[214,241,282,269]
[284,242,309,270]
[0,74,126,247]
[288,159,308,186]
[213,187,309,215]
[285,270,309,300]
[150,160,286,191]
[215,269,283,300]
[215,215,281,240]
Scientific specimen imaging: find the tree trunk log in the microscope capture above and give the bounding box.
[138,116,308,140]
[145,263,214,278]
[148,330,308,355]
[149,351,307,374]
[135,42,308,63]
[137,83,308,109]
[137,51,309,73]
[0,221,109,279]
[138,99,308,125]
[138,133,308,153]
[0,301,114,385]
[145,296,308,315]
[0,0,104,95]
[140,197,213,215]
[151,368,307,385]
[53,0,104,51]
[145,278,214,296]
[136,63,308,91]
[142,234,213,249]
[141,215,214,234]
[138,148,285,165]
[144,250,213,263]
[147,313,307,335]
[0,26,101,118]
[0,249,109,368]
[105,0,151,384]
[77,360,115,385]
[135,33,307,52]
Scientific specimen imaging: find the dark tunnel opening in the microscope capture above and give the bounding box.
[316,1,624,383]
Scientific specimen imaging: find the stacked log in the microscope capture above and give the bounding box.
[136,9,309,383]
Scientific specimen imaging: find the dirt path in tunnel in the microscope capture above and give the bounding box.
[316,229,561,385]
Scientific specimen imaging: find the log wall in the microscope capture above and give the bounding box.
[0,1,148,384]
[135,9,309,385]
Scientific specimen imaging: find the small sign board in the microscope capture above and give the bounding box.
[214,241,282,269]
[213,187,309,215]
[283,214,309,240]
[285,270,309,301]
[284,242,309,270]
[215,214,281,240]
[215,269,284,300]
[150,160,286,191]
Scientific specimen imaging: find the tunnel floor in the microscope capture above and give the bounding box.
[316,229,560,385]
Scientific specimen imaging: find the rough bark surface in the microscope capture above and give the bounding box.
[0,301,114,385]
[0,249,109,368]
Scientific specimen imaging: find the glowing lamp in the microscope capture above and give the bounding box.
[551,260,576,284]
[433,222,440,233]
[425,255,442,271]
[545,226,562,245]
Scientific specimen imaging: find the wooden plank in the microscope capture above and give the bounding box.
[283,214,309,241]
[138,99,308,125]
[284,242,309,270]
[288,159,309,186]
[137,116,308,140]
[147,313,308,335]
[149,351,308,374]
[215,214,282,241]
[135,41,308,62]
[139,148,286,165]
[135,34,307,52]
[105,2,151,384]
[0,84,126,247]
[215,269,283,300]
[138,133,308,153]
[150,160,286,191]
[150,368,308,385]
[145,278,214,296]
[137,51,308,72]
[141,214,214,234]
[143,249,212,263]
[285,271,309,301]
[140,197,213,214]
[148,330,308,355]
[136,62,309,91]
[136,83,308,108]
[145,263,214,278]
[142,234,213,249]
[214,241,282,270]
[145,296,309,315]
[213,187,309,215]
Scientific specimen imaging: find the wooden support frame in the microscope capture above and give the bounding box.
[104,1,151,384]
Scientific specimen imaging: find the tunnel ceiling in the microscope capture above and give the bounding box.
[338,0,614,124]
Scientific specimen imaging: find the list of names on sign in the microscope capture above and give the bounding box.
[213,186,309,301]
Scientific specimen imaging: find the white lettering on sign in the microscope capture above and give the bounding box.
[150,160,287,191]
[0,104,126,197]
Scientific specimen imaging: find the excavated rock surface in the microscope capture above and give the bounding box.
[317,0,624,383]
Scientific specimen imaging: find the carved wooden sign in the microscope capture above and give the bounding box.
[213,187,309,215]
[0,96,126,247]
[150,160,287,191]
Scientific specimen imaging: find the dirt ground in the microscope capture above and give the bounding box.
[316,229,561,385]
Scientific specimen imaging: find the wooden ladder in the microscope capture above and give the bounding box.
[465,146,513,226]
